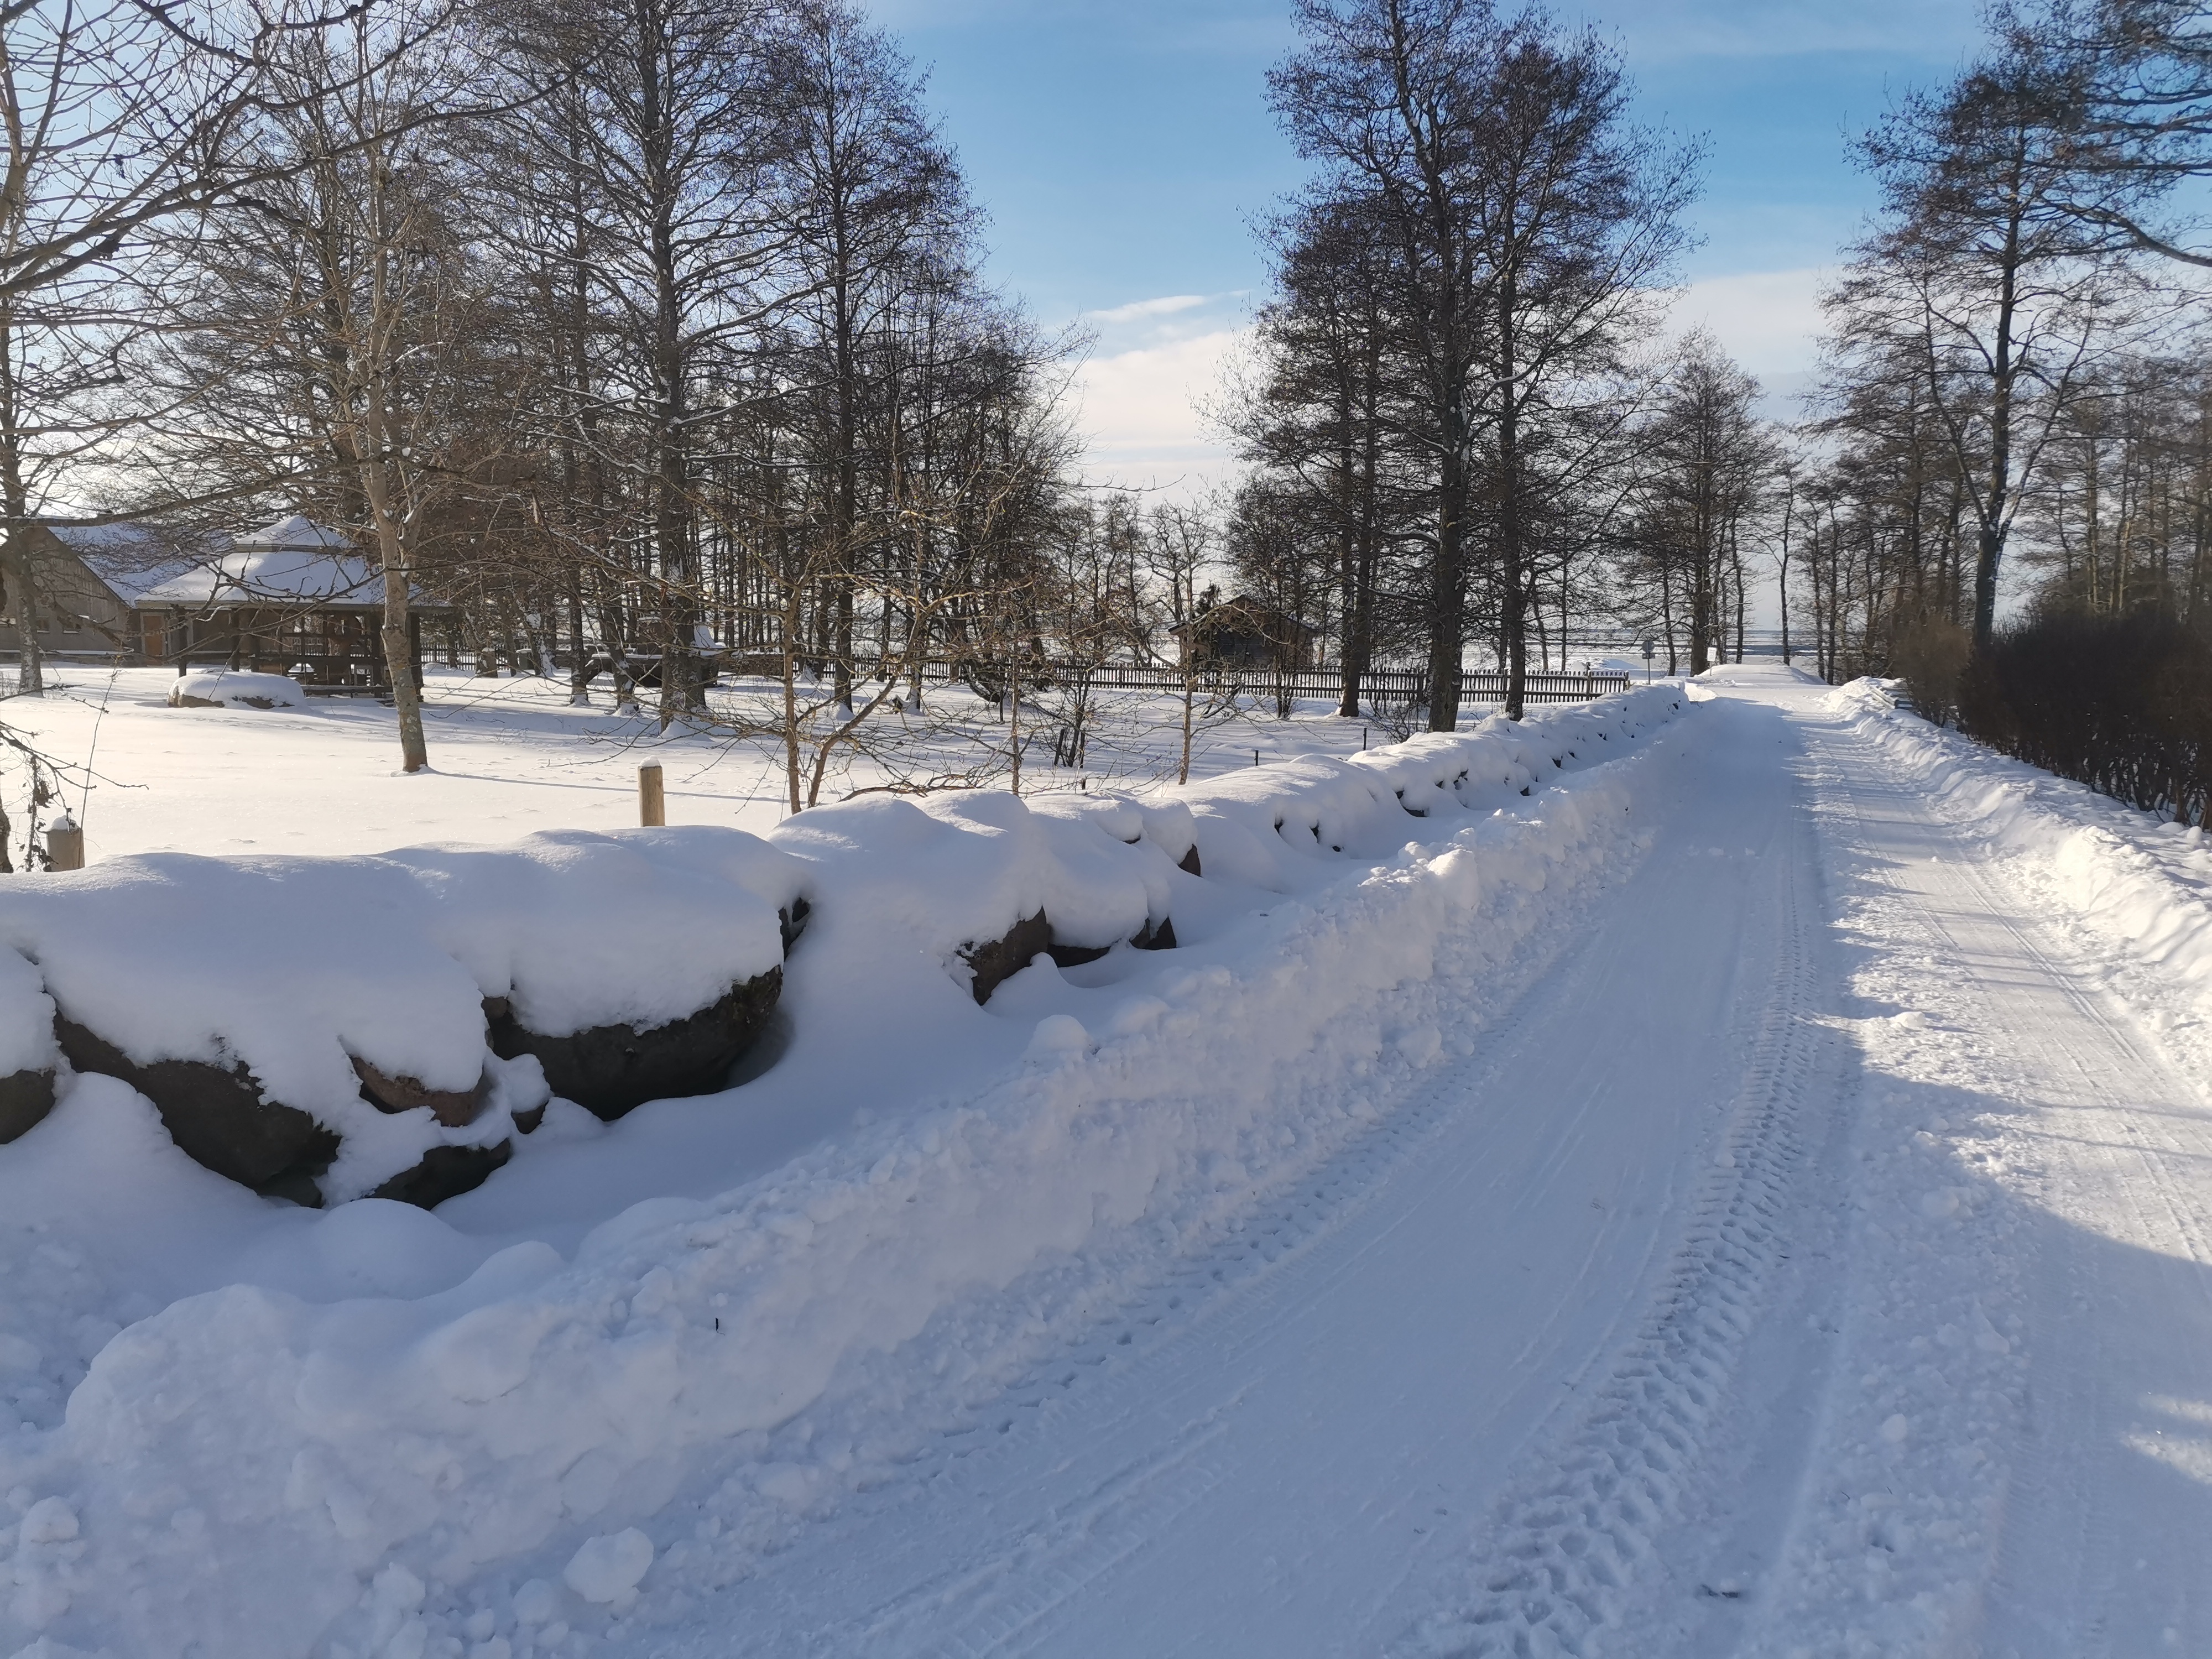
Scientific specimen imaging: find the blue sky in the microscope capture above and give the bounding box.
[869,0,1991,489]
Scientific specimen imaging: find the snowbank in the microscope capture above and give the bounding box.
[1827,679,2212,1046]
[1172,692,1678,890]
[169,670,307,709]
[0,690,1687,1658]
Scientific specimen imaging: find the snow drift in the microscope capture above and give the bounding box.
[0,688,1685,1659]
[1828,680,2212,1044]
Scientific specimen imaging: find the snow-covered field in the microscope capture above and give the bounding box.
[2,666,1426,860]
[2,664,2209,1659]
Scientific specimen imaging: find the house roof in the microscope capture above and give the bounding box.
[126,515,447,612]
[44,523,210,606]
[1168,594,1318,637]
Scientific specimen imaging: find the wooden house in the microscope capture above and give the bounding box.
[1171,593,1321,672]
[0,523,201,663]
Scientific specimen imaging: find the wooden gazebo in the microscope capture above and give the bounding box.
[131,516,450,691]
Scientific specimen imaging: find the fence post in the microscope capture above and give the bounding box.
[45,815,84,872]
[638,762,665,827]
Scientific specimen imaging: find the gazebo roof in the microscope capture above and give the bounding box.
[129,516,447,612]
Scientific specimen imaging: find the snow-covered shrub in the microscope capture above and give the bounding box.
[166,670,305,710]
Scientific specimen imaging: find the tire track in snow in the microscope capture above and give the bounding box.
[722,884,1656,1659]
[1397,738,1852,1659]
[1737,707,2212,1658]
[659,743,1701,1659]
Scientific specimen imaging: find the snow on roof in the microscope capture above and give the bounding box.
[124,517,446,611]
[44,523,211,606]
[233,513,354,552]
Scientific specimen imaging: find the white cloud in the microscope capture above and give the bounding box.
[1067,270,1835,496]
[1071,327,1249,498]
[1665,267,1832,380]
[1083,294,1212,326]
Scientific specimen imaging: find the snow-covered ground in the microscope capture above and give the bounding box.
[1,664,2209,1659]
[2,666,1435,860]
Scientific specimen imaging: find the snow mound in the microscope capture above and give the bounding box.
[563,1528,653,1604]
[168,670,306,710]
[1173,688,1680,888]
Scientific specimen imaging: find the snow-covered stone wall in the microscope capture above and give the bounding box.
[0,831,806,1203]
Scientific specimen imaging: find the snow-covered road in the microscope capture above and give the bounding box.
[630,668,2212,1659]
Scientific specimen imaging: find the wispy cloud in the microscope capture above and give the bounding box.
[1083,294,1213,326]
[1665,267,1832,379]
[1577,0,1981,65]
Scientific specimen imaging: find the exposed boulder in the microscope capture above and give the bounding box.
[0,1068,55,1144]
[55,1016,338,1203]
[1045,935,1109,970]
[352,1056,485,1127]
[486,967,782,1121]
[779,896,812,954]
[1178,845,1201,877]
[369,1140,513,1208]
[1131,916,1178,951]
[958,911,1051,1004]
[1046,914,1178,968]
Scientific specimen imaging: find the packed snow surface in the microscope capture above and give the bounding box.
[1,668,2209,1658]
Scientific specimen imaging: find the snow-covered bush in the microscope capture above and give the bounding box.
[167,670,306,710]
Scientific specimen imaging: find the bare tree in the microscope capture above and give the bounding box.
[1833,39,2138,646]
[1622,333,1773,675]
[1267,0,1692,724]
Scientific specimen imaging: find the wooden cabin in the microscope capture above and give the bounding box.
[1171,594,1321,672]
[0,523,200,663]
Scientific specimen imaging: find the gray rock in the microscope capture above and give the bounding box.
[352,1056,485,1127]
[486,968,782,1121]
[1131,917,1178,951]
[1045,933,1110,970]
[959,911,1051,1003]
[0,1068,55,1143]
[369,1140,513,1208]
[55,1016,338,1203]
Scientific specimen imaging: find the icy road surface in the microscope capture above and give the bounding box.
[638,668,2211,1659]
